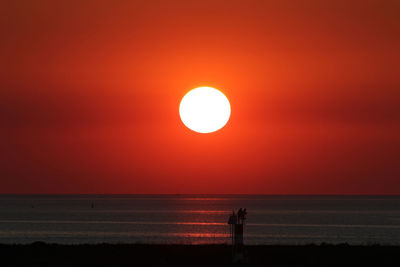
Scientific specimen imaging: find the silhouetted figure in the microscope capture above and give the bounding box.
[238,208,243,217]
[228,208,248,263]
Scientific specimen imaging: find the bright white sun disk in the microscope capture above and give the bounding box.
[179,87,231,133]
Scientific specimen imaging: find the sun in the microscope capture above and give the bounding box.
[179,87,231,133]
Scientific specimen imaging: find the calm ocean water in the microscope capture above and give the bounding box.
[0,195,399,245]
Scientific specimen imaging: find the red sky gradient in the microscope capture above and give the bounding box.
[1,0,399,194]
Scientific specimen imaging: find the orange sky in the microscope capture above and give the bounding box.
[1,0,399,194]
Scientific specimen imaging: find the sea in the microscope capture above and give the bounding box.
[0,195,399,245]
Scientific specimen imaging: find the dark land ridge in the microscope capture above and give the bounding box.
[0,242,399,267]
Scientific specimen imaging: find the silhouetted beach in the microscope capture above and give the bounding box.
[1,242,399,266]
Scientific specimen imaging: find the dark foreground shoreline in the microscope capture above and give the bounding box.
[1,243,399,266]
